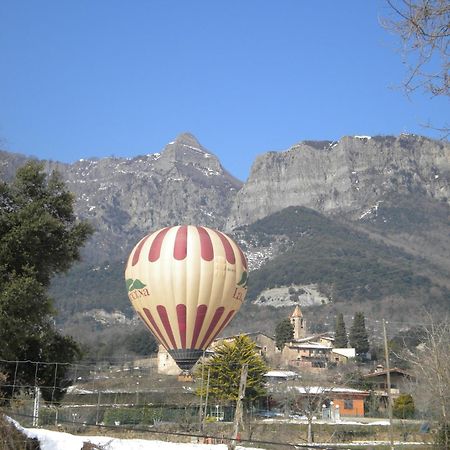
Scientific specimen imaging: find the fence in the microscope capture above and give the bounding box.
[0,358,433,448]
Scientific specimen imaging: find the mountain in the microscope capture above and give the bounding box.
[228,134,449,225]
[227,134,450,278]
[1,133,449,343]
[235,206,449,315]
[1,133,242,263]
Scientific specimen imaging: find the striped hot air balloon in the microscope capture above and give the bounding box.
[125,225,248,371]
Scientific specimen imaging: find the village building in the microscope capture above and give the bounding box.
[318,336,335,347]
[294,386,369,417]
[363,365,414,397]
[212,332,279,364]
[264,370,299,383]
[281,341,331,370]
[330,348,356,364]
[157,344,184,375]
[157,306,355,375]
[327,387,368,417]
[157,332,279,375]
[280,306,356,370]
[290,305,306,339]
[278,386,369,418]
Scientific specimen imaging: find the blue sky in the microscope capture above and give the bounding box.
[0,1,448,180]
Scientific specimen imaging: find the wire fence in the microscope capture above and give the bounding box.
[0,357,436,448]
[0,357,320,448]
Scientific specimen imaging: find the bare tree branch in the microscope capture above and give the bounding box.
[400,313,450,446]
[383,0,449,97]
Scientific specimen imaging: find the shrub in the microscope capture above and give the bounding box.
[435,423,450,450]
[393,394,415,419]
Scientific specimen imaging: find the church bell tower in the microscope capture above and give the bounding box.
[290,305,306,339]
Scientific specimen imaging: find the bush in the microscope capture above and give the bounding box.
[393,394,415,419]
[435,423,450,450]
[0,415,40,449]
[104,406,161,425]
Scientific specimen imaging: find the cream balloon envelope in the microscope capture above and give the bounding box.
[125,225,248,370]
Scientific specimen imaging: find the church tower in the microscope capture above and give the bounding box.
[290,305,306,339]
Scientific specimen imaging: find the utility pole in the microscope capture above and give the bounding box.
[202,367,211,431]
[383,319,395,450]
[32,387,40,427]
[229,364,248,450]
[96,391,101,425]
[198,354,205,432]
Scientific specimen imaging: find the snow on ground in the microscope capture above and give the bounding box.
[260,417,390,426]
[8,417,259,450]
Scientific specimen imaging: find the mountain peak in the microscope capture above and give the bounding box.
[161,132,214,165]
[173,132,204,149]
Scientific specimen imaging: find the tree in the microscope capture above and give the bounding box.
[275,318,294,350]
[0,162,93,403]
[383,0,449,136]
[334,313,348,348]
[38,331,82,404]
[389,325,426,368]
[196,335,268,403]
[393,393,415,419]
[384,0,449,98]
[349,312,370,358]
[401,315,450,448]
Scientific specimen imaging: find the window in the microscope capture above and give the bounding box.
[344,399,353,409]
[312,361,326,368]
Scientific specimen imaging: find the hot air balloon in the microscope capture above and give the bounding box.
[125,225,248,371]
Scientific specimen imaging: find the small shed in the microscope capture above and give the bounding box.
[264,370,299,383]
[292,386,369,417]
[330,348,356,364]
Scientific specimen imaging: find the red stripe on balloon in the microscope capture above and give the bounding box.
[173,226,188,260]
[137,311,153,333]
[132,234,151,266]
[142,308,170,349]
[148,227,171,262]
[190,305,208,348]
[176,304,187,349]
[197,227,214,261]
[214,230,235,264]
[213,310,235,340]
[202,310,236,349]
[157,305,177,349]
[236,242,248,269]
[199,307,225,349]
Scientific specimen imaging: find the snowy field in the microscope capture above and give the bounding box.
[8,417,431,449]
[9,417,259,450]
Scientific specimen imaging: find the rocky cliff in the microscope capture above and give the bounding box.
[227,135,450,228]
[2,132,449,333]
[0,133,242,262]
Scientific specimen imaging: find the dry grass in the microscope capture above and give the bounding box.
[0,414,40,450]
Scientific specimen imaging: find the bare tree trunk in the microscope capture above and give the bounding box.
[307,418,313,443]
[401,314,450,447]
[229,364,248,450]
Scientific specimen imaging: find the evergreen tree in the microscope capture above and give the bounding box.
[275,318,294,350]
[0,162,93,403]
[196,335,268,403]
[349,312,370,357]
[393,394,415,419]
[334,313,348,348]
